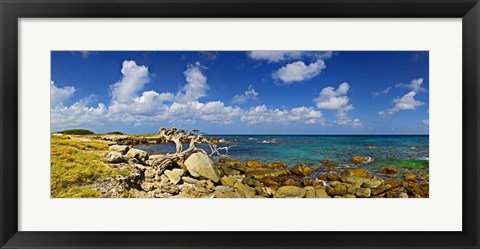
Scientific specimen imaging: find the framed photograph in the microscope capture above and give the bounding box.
[1,0,479,248]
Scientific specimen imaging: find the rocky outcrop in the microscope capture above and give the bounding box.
[106,151,125,163]
[274,186,306,198]
[125,148,149,161]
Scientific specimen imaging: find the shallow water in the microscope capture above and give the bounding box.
[135,135,429,173]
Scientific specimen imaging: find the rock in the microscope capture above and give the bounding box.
[184,152,221,183]
[394,192,409,198]
[403,173,417,182]
[301,178,315,186]
[246,160,267,168]
[216,191,244,198]
[355,188,371,198]
[283,178,298,187]
[371,184,392,196]
[106,151,125,163]
[321,158,332,163]
[317,173,340,181]
[380,166,398,174]
[345,194,356,198]
[367,146,377,150]
[125,148,149,161]
[305,188,315,198]
[261,179,281,191]
[164,170,181,184]
[109,145,130,154]
[351,156,373,165]
[255,187,272,197]
[172,168,185,176]
[326,184,347,196]
[269,161,286,168]
[234,181,256,198]
[140,182,156,191]
[219,164,241,175]
[182,176,199,184]
[242,177,263,188]
[315,188,330,198]
[214,186,234,193]
[148,154,165,160]
[218,157,236,163]
[220,175,239,187]
[339,168,373,182]
[405,181,429,198]
[274,186,306,198]
[290,163,316,176]
[245,167,290,181]
[344,176,369,188]
[362,178,383,188]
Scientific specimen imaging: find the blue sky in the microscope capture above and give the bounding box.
[51,51,429,134]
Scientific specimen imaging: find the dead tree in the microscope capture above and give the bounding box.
[149,127,233,174]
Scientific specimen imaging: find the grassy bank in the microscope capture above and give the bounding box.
[51,135,115,197]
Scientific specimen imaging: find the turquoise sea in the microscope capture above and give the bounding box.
[136,135,429,173]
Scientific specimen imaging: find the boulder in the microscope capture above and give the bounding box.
[234,181,257,198]
[241,177,264,188]
[290,163,316,176]
[301,178,316,186]
[219,164,241,175]
[269,161,286,168]
[274,186,306,198]
[221,175,239,187]
[351,156,373,165]
[315,188,331,198]
[214,186,234,193]
[380,166,398,174]
[355,188,371,198]
[245,167,290,181]
[317,173,340,181]
[246,160,267,168]
[125,148,149,161]
[371,184,392,196]
[184,152,221,183]
[182,176,199,184]
[164,169,182,184]
[325,184,347,196]
[109,145,130,154]
[362,178,383,188]
[403,173,417,182]
[339,168,373,182]
[305,188,316,198]
[283,178,298,187]
[344,176,369,188]
[106,151,125,163]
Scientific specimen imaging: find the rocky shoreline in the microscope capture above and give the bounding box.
[99,141,429,198]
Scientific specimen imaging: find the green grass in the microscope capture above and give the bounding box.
[51,135,112,198]
[58,129,95,135]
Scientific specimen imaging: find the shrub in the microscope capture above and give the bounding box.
[106,131,124,135]
[58,129,94,135]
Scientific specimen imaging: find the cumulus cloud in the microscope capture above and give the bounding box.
[395,78,427,93]
[199,51,219,60]
[422,119,429,125]
[110,60,150,104]
[314,82,362,127]
[272,60,326,84]
[51,60,327,130]
[247,51,332,63]
[379,91,424,117]
[232,85,259,104]
[371,87,391,97]
[51,81,76,108]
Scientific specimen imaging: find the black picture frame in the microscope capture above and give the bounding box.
[1,0,479,248]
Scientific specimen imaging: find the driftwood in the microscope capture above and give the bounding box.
[149,127,232,174]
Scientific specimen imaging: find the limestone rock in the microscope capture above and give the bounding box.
[339,168,373,182]
[109,145,130,154]
[164,169,182,184]
[290,163,316,176]
[106,151,125,163]
[274,186,306,198]
[184,152,221,183]
[355,188,371,198]
[125,148,149,161]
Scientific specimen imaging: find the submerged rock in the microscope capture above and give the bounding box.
[351,156,373,165]
[403,173,417,182]
[274,186,306,198]
[184,152,221,183]
[246,160,267,168]
[380,166,398,174]
[339,168,373,182]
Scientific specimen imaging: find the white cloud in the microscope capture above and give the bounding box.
[110,60,150,104]
[175,62,209,103]
[395,78,427,93]
[52,60,328,130]
[371,87,391,97]
[50,81,76,108]
[314,82,362,127]
[272,60,326,84]
[80,51,90,59]
[422,119,429,125]
[247,51,332,63]
[232,85,259,104]
[379,91,424,117]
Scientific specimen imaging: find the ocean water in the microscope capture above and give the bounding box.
[135,135,429,171]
